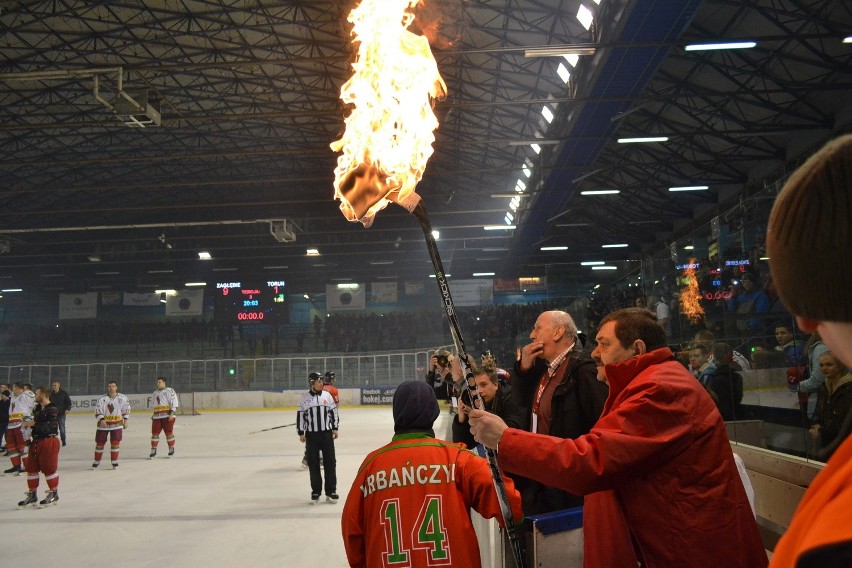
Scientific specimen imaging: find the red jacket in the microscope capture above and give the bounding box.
[770,433,852,567]
[341,432,522,568]
[499,347,767,567]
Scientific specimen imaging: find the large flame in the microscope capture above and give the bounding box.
[330,0,447,227]
[680,259,705,324]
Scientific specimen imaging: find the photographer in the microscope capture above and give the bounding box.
[452,368,526,452]
[426,349,454,407]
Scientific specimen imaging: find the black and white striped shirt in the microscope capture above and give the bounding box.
[296,390,339,434]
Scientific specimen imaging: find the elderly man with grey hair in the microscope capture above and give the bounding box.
[509,309,608,515]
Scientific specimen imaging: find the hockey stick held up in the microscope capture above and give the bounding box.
[397,193,528,568]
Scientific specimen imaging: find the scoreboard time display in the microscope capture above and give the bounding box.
[214,280,286,324]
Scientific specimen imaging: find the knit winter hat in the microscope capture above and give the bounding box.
[393,381,440,434]
[766,134,852,322]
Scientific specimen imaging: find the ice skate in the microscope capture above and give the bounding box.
[326,493,339,504]
[301,457,308,469]
[112,462,119,470]
[17,491,38,509]
[168,447,174,457]
[91,461,99,469]
[149,448,156,460]
[310,493,320,505]
[4,464,24,475]
[39,490,59,507]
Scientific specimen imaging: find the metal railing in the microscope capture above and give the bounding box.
[0,347,449,395]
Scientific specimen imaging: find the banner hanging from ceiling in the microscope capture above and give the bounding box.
[123,292,162,307]
[165,289,204,316]
[59,292,98,320]
[370,281,398,303]
[326,284,366,311]
[449,279,493,306]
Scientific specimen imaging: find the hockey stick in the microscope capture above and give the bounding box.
[404,196,527,568]
[249,423,296,435]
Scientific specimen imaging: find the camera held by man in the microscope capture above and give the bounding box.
[426,349,456,412]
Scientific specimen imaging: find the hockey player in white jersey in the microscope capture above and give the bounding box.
[4,383,35,475]
[92,381,130,469]
[149,377,179,459]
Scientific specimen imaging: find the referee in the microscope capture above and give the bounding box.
[297,372,339,504]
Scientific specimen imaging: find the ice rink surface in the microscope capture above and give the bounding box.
[1,406,454,567]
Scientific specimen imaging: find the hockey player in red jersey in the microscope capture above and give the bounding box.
[322,371,340,404]
[341,380,523,568]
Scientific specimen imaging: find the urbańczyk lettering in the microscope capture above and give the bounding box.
[359,463,455,497]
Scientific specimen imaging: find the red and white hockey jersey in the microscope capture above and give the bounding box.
[341,432,523,568]
[7,389,36,430]
[95,393,131,430]
[151,387,179,419]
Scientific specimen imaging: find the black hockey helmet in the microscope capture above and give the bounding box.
[324,371,335,384]
[308,372,323,385]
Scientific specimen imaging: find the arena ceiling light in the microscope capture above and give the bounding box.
[684,41,756,51]
[581,261,605,265]
[576,5,594,30]
[1,288,22,292]
[185,282,207,287]
[306,248,320,256]
[523,46,596,58]
[669,185,709,192]
[198,251,212,260]
[484,225,515,230]
[617,136,669,143]
[581,190,619,195]
[602,243,628,248]
[592,266,617,270]
[541,246,568,251]
[473,272,495,277]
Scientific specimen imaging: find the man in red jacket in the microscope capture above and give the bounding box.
[470,307,767,568]
[341,380,522,568]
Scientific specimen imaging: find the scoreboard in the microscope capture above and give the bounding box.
[214,280,286,324]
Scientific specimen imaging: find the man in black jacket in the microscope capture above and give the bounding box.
[706,342,744,421]
[50,380,72,446]
[511,310,608,514]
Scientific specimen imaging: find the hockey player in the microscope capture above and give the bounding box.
[4,382,35,475]
[149,377,179,459]
[297,372,339,504]
[93,381,130,469]
[323,371,339,404]
[341,380,523,568]
[18,385,60,508]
